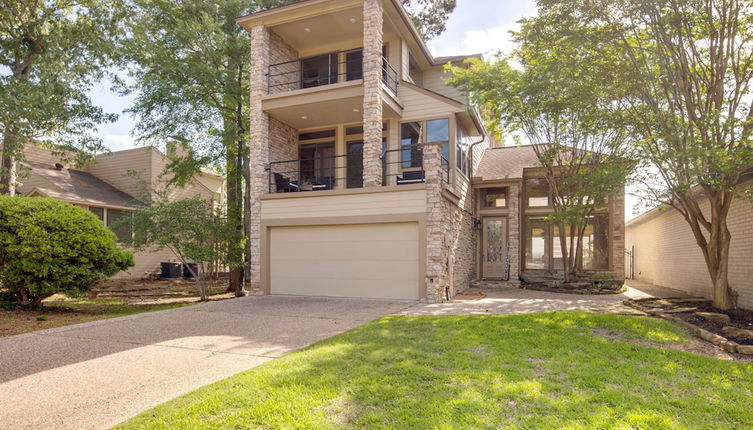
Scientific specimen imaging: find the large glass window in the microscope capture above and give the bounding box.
[300,53,338,88]
[298,142,335,184]
[427,118,449,166]
[525,218,548,269]
[482,188,507,208]
[107,209,133,242]
[345,50,363,81]
[401,122,422,168]
[526,178,550,207]
[583,215,609,270]
[346,140,364,189]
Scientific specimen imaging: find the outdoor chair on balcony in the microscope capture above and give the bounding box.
[396,170,425,185]
[273,173,299,193]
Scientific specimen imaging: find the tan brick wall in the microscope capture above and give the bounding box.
[611,190,626,276]
[507,184,521,281]
[626,192,753,309]
[424,141,448,302]
[268,29,299,94]
[448,202,476,295]
[362,0,384,187]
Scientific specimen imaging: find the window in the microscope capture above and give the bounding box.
[526,178,549,207]
[345,50,363,81]
[583,215,609,270]
[107,209,133,242]
[401,122,422,168]
[88,206,104,221]
[299,129,335,140]
[299,142,335,184]
[524,216,610,271]
[525,218,548,269]
[300,53,338,88]
[427,118,449,166]
[482,188,507,208]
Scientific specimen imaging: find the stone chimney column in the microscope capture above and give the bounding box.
[362,0,384,187]
[423,141,449,302]
[249,24,271,290]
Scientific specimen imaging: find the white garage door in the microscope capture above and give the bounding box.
[270,223,420,300]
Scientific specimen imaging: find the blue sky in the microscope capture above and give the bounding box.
[87,0,640,219]
[91,0,538,153]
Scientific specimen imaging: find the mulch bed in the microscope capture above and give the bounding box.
[626,297,753,355]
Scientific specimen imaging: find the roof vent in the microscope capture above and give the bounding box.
[54,163,65,171]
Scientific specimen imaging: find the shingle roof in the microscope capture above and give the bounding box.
[474,145,541,181]
[24,161,141,208]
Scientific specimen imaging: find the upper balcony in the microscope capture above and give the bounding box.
[268,48,399,96]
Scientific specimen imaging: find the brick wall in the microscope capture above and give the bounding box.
[448,203,476,295]
[626,191,753,309]
[268,29,299,94]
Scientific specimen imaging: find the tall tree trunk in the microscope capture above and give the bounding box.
[225,128,243,295]
[1,131,17,196]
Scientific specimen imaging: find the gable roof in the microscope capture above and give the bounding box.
[474,145,541,182]
[23,161,141,208]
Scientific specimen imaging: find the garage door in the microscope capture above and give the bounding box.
[270,223,420,300]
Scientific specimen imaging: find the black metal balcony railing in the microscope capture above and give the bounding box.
[267,48,400,95]
[380,144,450,186]
[267,144,448,194]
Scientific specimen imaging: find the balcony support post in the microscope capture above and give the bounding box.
[423,141,449,303]
[249,24,271,291]
[362,0,384,188]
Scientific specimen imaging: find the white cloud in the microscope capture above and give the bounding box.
[101,134,136,152]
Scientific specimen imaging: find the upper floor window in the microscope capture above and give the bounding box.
[482,188,507,208]
[526,178,550,207]
[427,118,449,166]
[401,122,423,168]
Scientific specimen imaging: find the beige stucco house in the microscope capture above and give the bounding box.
[239,0,625,302]
[18,144,225,278]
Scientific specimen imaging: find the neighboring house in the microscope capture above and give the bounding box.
[18,144,225,278]
[626,179,753,310]
[238,0,625,302]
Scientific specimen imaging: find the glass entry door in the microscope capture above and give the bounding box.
[483,217,508,279]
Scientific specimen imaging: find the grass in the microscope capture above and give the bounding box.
[0,295,192,337]
[116,312,753,429]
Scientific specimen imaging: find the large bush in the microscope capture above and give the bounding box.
[0,196,134,308]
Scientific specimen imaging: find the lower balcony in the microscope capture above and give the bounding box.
[267,144,449,194]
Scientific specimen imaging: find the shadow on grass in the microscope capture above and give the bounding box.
[118,312,753,429]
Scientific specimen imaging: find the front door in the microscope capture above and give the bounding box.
[482,217,508,279]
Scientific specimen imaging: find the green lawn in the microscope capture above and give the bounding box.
[116,312,753,429]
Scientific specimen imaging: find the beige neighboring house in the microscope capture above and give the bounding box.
[626,178,753,310]
[18,144,225,278]
[238,0,625,302]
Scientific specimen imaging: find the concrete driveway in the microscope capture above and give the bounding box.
[0,296,412,430]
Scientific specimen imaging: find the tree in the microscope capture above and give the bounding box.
[0,196,134,309]
[122,0,457,295]
[125,196,238,301]
[446,16,633,283]
[401,0,457,40]
[0,0,125,195]
[537,0,753,309]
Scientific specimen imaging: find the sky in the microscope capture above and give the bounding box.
[88,0,641,220]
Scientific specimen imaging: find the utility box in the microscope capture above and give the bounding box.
[160,262,182,279]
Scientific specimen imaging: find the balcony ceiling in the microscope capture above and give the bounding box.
[265,95,402,130]
[272,7,363,54]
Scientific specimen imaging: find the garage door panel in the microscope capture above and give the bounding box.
[270,223,420,300]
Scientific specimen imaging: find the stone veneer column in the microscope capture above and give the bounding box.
[248,25,271,290]
[362,0,384,187]
[611,189,626,277]
[424,141,449,302]
[507,184,521,283]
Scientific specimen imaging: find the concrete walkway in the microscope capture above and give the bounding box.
[0,296,412,430]
[404,280,689,316]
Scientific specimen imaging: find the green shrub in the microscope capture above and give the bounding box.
[0,196,134,308]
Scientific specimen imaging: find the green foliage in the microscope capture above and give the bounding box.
[446,18,634,280]
[125,196,237,300]
[401,0,457,40]
[0,0,127,192]
[0,196,134,309]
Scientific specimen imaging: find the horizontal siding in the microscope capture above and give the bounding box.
[400,85,461,120]
[262,189,427,220]
[87,148,152,199]
[626,194,753,309]
[17,170,57,195]
[112,247,178,279]
[422,67,466,103]
[452,172,473,212]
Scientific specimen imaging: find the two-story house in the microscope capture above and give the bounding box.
[238,0,625,302]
